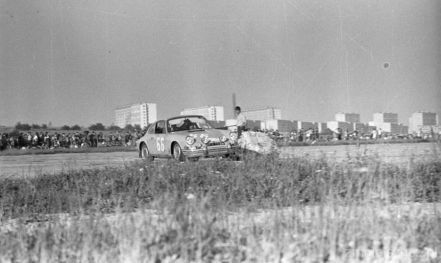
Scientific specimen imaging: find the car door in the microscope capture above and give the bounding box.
[145,122,158,155]
[147,120,168,157]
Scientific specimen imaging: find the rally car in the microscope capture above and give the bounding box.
[136,115,238,161]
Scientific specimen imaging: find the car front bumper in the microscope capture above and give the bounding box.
[182,144,238,158]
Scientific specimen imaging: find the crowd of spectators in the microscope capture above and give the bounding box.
[1,124,439,152]
[0,130,143,151]
[246,127,334,143]
[247,127,439,144]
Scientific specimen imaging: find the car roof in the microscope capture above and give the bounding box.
[166,115,206,121]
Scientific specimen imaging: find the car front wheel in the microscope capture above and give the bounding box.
[140,143,154,161]
[172,143,185,162]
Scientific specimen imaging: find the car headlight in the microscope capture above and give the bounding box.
[229,132,238,141]
[220,135,228,142]
[185,136,196,145]
[200,134,210,144]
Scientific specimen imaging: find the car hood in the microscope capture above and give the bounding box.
[174,128,228,138]
[200,129,228,138]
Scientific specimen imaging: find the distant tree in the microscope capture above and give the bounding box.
[133,124,141,131]
[124,124,134,131]
[15,122,31,131]
[71,124,82,131]
[41,124,48,129]
[61,125,70,130]
[107,125,121,131]
[31,124,41,129]
[89,123,105,131]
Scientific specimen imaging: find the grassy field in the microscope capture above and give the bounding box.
[1,149,441,262]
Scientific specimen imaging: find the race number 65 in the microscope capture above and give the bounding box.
[156,137,165,152]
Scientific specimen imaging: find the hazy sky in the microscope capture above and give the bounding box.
[1,0,440,126]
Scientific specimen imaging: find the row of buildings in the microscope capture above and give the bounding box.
[113,103,439,135]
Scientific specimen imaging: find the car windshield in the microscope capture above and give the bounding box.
[167,116,212,132]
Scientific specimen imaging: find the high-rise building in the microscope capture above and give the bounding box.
[409,112,439,134]
[242,106,282,121]
[316,122,328,133]
[180,106,224,121]
[368,112,408,134]
[261,120,295,133]
[373,112,398,124]
[376,122,409,134]
[353,122,371,135]
[246,120,262,131]
[114,102,157,129]
[335,113,360,123]
[297,121,315,131]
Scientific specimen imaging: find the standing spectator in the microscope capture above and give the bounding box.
[8,136,15,149]
[234,106,247,137]
[84,131,91,146]
[289,131,296,141]
[315,129,319,141]
[91,131,98,147]
[44,132,50,148]
[32,132,39,147]
[38,132,44,147]
[372,128,378,140]
[337,128,342,140]
[18,133,24,148]
[305,129,311,141]
[298,129,304,142]
[353,130,359,140]
[124,132,130,146]
[0,134,6,151]
[117,132,122,145]
[98,132,103,145]
[27,133,32,147]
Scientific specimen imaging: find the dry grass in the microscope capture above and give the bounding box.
[0,149,440,262]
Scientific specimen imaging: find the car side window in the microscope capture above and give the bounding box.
[147,123,156,134]
[155,121,165,134]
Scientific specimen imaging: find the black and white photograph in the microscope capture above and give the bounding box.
[1,0,441,262]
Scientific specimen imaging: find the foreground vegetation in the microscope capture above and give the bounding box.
[1,149,441,262]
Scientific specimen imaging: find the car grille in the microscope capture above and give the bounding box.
[206,144,229,155]
[206,141,224,146]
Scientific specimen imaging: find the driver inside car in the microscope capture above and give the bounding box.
[179,119,193,130]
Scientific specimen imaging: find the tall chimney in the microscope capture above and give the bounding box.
[232,93,236,108]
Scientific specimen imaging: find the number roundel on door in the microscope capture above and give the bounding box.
[156,137,165,152]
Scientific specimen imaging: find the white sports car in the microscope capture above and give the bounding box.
[136,115,239,161]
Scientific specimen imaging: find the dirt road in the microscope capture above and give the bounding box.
[0,142,438,178]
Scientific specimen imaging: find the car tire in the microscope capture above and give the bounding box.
[172,143,185,162]
[140,143,154,162]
